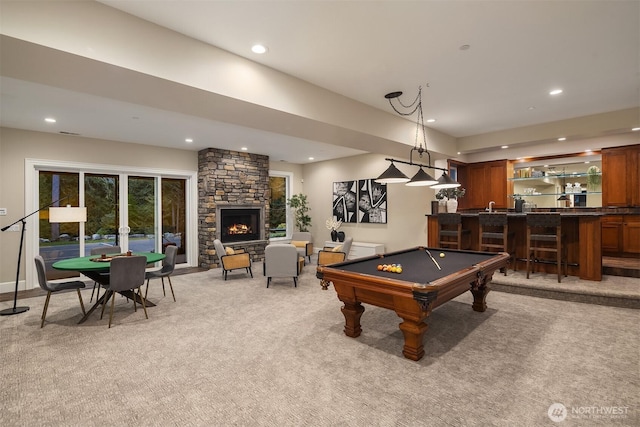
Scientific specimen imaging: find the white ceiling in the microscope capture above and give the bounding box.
[1,0,638,163]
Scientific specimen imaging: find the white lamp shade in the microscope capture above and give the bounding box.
[49,206,87,223]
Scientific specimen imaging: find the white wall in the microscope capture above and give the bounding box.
[302,154,436,253]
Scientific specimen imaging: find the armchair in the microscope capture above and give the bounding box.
[264,244,299,288]
[290,232,313,263]
[213,239,253,280]
[317,238,352,291]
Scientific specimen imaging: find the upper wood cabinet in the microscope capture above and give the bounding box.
[602,144,640,207]
[457,160,511,210]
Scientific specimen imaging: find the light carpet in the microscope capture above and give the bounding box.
[1,265,638,426]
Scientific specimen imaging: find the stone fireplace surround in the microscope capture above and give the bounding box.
[198,148,270,269]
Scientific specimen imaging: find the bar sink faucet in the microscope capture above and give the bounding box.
[488,201,495,213]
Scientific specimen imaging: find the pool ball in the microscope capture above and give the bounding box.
[439,252,445,258]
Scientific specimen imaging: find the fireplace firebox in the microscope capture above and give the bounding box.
[219,207,263,243]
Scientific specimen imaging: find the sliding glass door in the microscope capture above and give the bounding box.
[37,170,188,280]
[126,176,156,253]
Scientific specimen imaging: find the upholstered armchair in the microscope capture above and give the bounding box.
[213,239,253,280]
[317,238,352,290]
[290,232,313,263]
[320,237,352,262]
[264,243,299,288]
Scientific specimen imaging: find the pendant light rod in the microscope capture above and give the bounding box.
[383,157,448,172]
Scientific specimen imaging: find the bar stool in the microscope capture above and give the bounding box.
[525,213,567,282]
[437,213,471,249]
[478,213,515,275]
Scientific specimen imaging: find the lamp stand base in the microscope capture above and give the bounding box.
[0,306,30,316]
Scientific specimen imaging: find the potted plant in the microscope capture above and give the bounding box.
[435,187,466,213]
[586,165,601,191]
[287,193,311,232]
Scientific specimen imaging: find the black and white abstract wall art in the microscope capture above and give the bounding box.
[357,179,387,223]
[333,180,358,223]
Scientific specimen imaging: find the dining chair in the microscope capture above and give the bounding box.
[34,255,86,328]
[145,245,177,302]
[88,245,121,302]
[99,255,148,328]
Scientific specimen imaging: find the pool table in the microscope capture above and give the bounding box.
[316,246,510,361]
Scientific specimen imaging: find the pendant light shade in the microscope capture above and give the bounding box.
[405,167,438,186]
[431,172,461,189]
[375,162,410,184]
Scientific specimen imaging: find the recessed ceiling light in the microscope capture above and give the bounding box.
[308,157,314,161]
[549,89,563,95]
[44,117,56,123]
[558,137,566,141]
[426,118,436,123]
[185,138,193,143]
[241,147,248,151]
[632,127,640,131]
[251,44,267,54]
[527,106,536,110]
[501,145,508,149]
[585,149,592,153]
[459,44,470,50]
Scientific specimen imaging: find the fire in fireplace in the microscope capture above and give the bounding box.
[219,208,262,243]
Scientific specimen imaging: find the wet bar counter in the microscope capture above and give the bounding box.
[427,212,603,281]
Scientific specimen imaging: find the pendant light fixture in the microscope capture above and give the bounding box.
[376,86,460,188]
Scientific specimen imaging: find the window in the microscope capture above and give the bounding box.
[268,171,292,239]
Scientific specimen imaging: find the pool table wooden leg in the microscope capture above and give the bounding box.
[340,301,364,338]
[470,273,493,312]
[399,319,428,361]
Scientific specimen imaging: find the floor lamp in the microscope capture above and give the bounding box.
[0,199,86,316]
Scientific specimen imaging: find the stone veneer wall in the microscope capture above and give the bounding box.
[198,148,270,269]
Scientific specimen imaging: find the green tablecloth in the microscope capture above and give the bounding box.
[52,252,165,271]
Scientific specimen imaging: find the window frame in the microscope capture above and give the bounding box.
[268,170,293,242]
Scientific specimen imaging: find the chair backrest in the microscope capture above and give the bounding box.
[438,213,461,225]
[291,232,311,243]
[108,256,147,292]
[34,255,54,292]
[90,245,121,256]
[479,213,508,227]
[264,244,298,277]
[161,245,178,273]
[341,237,353,257]
[526,213,561,228]
[213,239,226,259]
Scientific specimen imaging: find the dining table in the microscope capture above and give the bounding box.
[52,252,165,324]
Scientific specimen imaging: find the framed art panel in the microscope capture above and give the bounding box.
[357,179,387,223]
[333,181,358,223]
